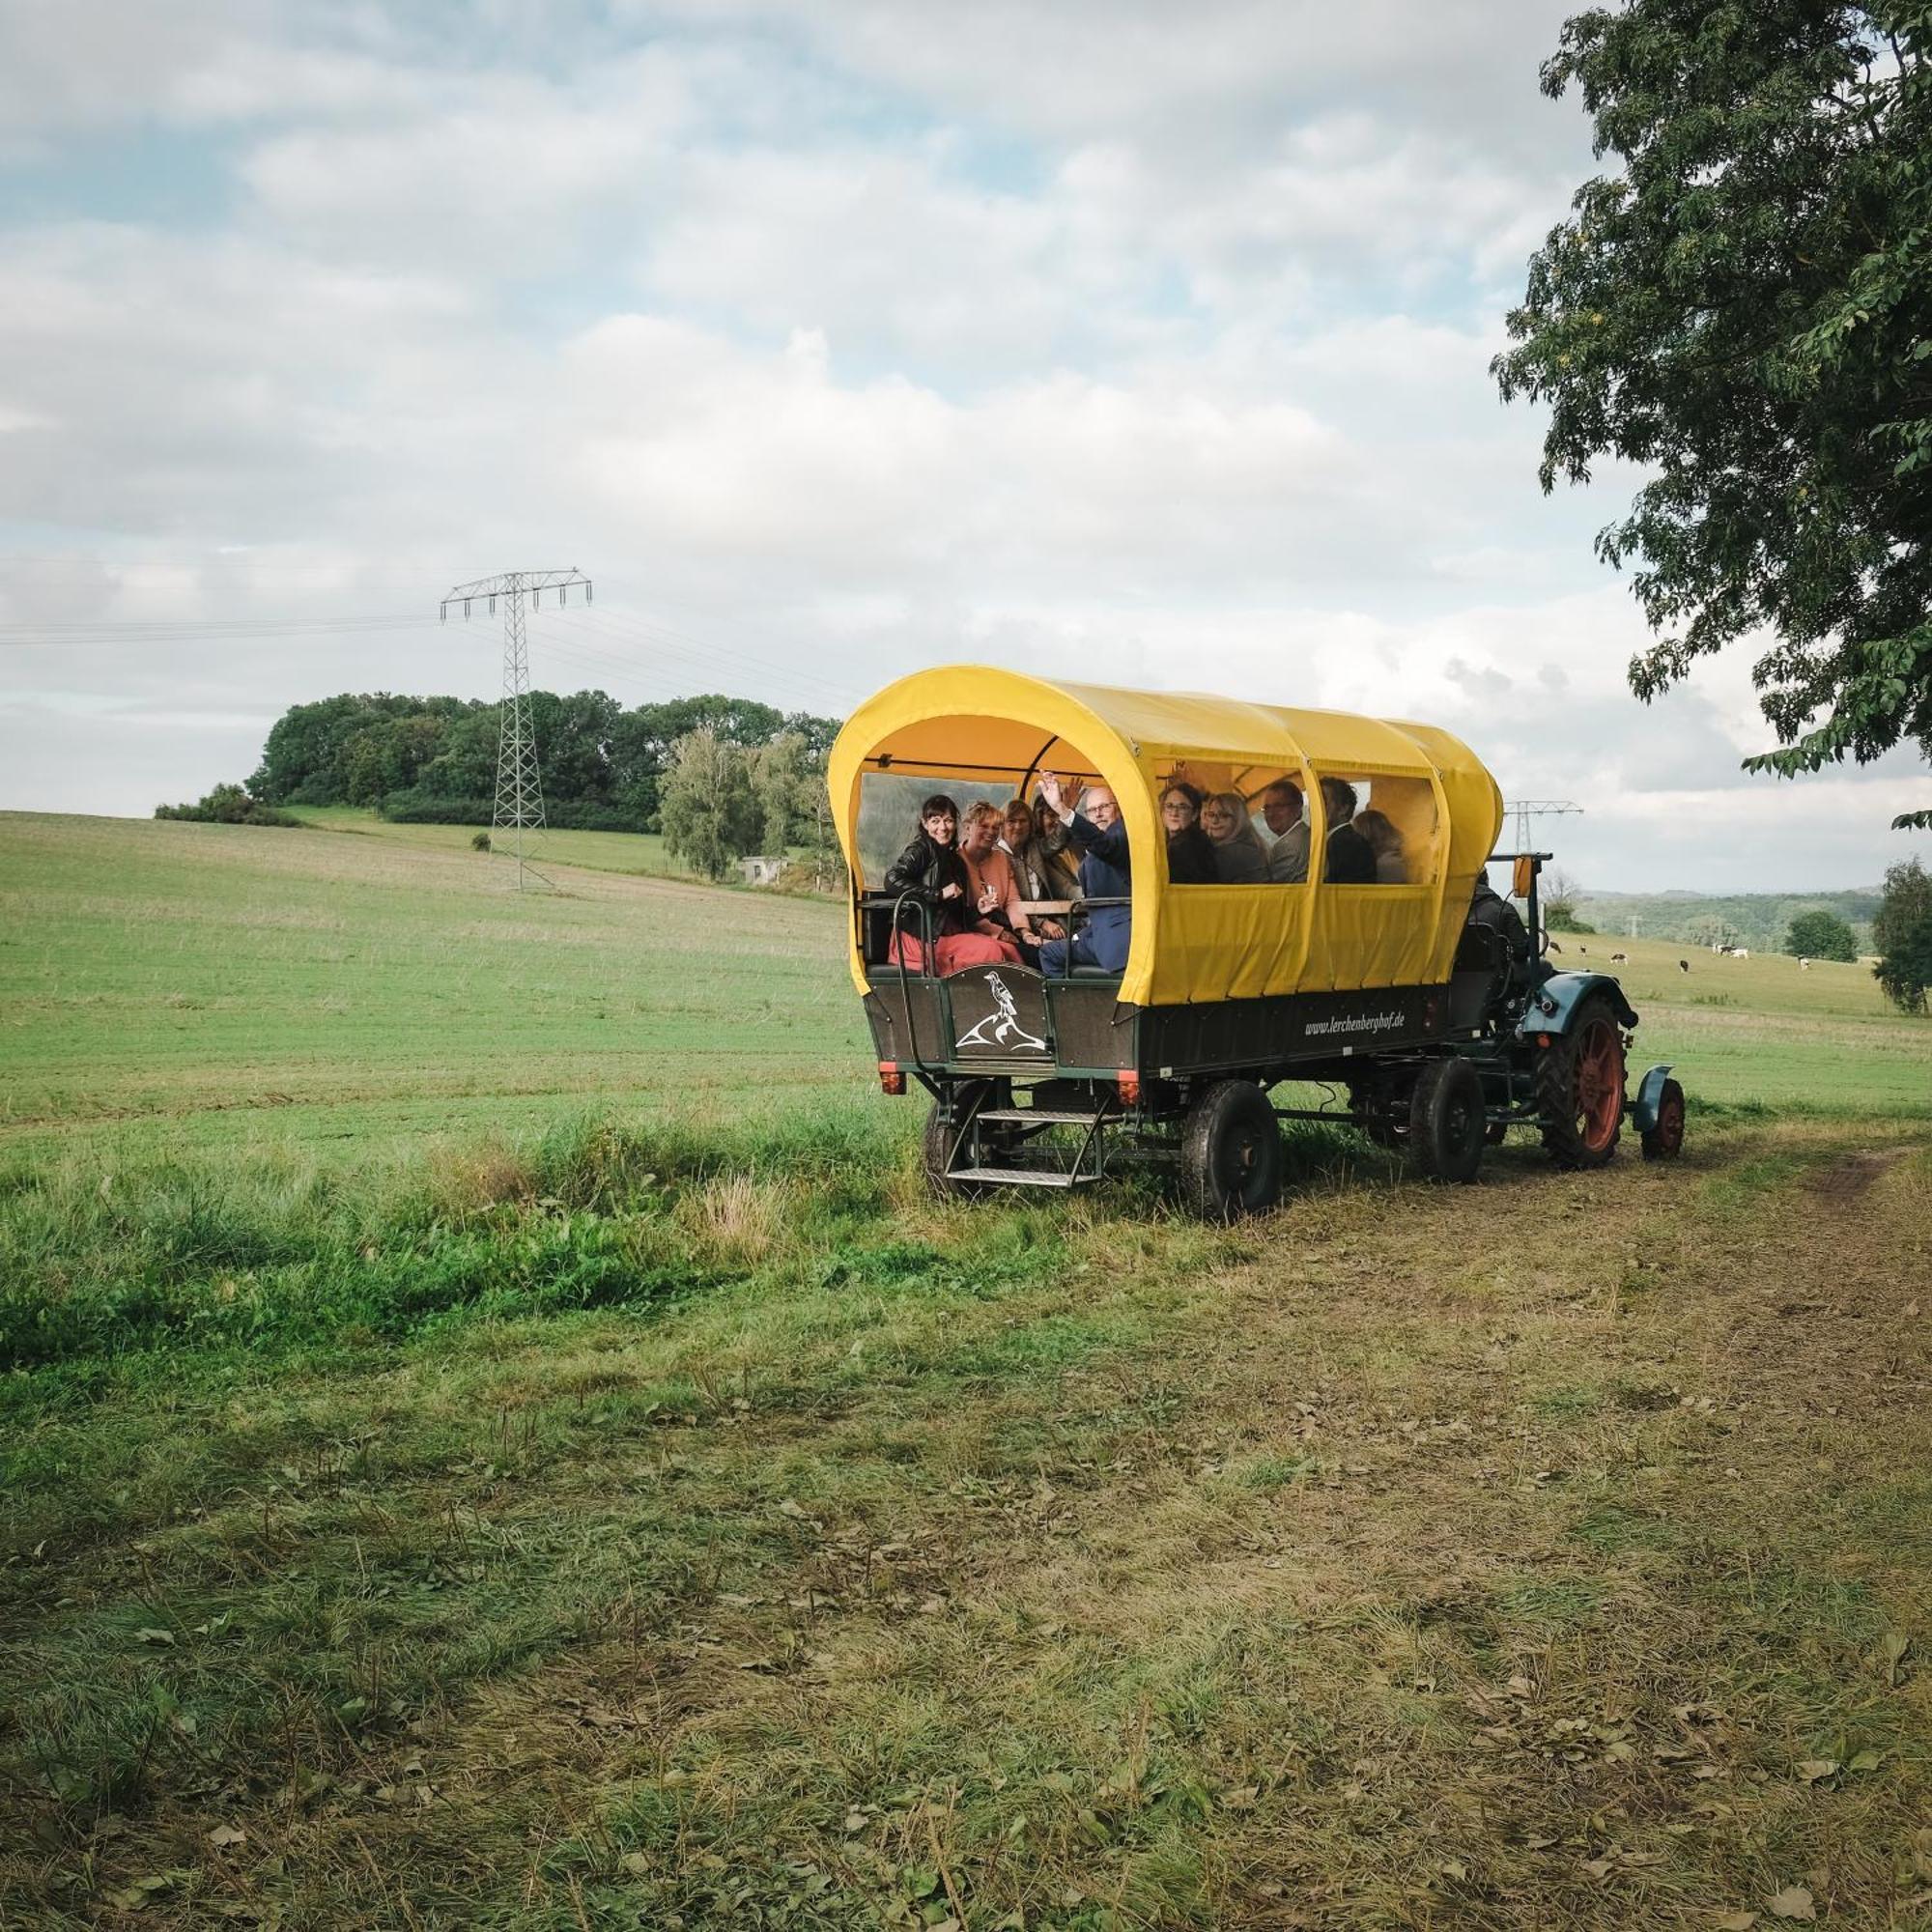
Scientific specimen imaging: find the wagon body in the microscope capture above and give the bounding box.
[828,667,1680,1209]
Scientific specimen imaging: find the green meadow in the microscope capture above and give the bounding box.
[3,810,1921,1176]
[0,811,869,1166]
[2,810,1929,1929]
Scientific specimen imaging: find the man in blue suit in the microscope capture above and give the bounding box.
[1035,771,1131,975]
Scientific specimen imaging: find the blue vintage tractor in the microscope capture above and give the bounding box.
[1336,851,1685,1169]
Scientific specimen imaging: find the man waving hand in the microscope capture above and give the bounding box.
[1035,772,1131,976]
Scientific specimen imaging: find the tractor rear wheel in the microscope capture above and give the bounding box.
[1408,1058,1486,1183]
[921,1079,1011,1199]
[1641,1077,1687,1161]
[1179,1080,1283,1221]
[1534,994,1625,1170]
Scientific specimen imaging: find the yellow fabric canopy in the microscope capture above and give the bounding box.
[829,666,1504,1008]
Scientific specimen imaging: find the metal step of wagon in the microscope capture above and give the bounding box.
[947,1166,1096,1188]
[976,1108,1108,1124]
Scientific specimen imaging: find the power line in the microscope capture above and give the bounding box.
[541,613,827,705]
[567,605,854,706]
[1503,796,1583,853]
[0,612,436,644]
[0,601,855,714]
[547,608,853,711]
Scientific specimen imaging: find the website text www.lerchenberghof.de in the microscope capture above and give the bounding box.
[1301,1010,1405,1037]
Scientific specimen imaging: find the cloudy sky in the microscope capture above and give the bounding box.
[1,0,1924,891]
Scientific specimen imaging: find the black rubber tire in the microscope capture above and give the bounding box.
[1408,1058,1486,1184]
[1641,1077,1687,1161]
[921,1079,1010,1199]
[1534,992,1625,1171]
[1179,1080,1283,1221]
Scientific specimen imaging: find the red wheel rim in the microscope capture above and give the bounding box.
[1655,1091,1685,1155]
[1573,1019,1623,1152]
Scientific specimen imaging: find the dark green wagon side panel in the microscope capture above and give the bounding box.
[867,966,1452,1086]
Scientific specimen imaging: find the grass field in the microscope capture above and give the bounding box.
[0,812,869,1167]
[4,811,1924,1176]
[284,806,691,884]
[3,811,1929,1928]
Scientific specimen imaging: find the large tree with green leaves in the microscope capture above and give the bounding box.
[658,728,761,882]
[1494,2,1932,829]
[1872,855,1932,1008]
[1784,907,1861,958]
[606,696,839,829]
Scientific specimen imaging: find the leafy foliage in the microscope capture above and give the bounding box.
[153,782,302,827]
[1785,907,1861,960]
[250,693,480,806]
[658,726,763,880]
[1495,2,1932,827]
[242,689,840,832]
[1577,885,1879,952]
[1543,866,1594,931]
[1872,856,1932,1009]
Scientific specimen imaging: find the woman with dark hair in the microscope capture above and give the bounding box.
[882,794,1022,972]
[1160,781,1218,884]
[1200,790,1270,883]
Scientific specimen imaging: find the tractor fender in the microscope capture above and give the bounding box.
[1515,970,1639,1041]
[1627,1063,1675,1134]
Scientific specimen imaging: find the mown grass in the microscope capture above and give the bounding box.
[0,811,868,1168]
[284,804,691,882]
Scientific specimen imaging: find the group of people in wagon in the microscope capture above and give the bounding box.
[884,770,1412,978]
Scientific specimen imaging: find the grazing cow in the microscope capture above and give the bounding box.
[1800,957,1810,970]
[1679,958,1690,973]
[1578,945,1587,955]
[1548,938,1563,954]
[1610,951,1628,963]
[1735,948,1749,959]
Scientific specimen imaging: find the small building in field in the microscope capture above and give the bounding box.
[739,854,786,887]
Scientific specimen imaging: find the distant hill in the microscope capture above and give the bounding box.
[1573,888,1880,952]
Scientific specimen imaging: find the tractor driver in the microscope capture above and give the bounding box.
[1468,868,1535,980]
[1035,772,1130,975]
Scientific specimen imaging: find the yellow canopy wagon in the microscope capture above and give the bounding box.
[829,668,1684,1216]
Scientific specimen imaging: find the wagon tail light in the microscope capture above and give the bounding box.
[1117,1071,1142,1107]
[878,1062,906,1095]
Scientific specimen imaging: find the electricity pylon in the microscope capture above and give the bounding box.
[440,568,591,892]
[1504,797,1583,853]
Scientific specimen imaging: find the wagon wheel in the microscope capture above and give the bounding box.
[1533,994,1625,1170]
[1641,1077,1687,1161]
[921,1078,1011,1199]
[1408,1058,1486,1184]
[1179,1080,1283,1221]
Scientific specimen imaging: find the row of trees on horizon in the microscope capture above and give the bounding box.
[156,689,846,878]
[253,690,838,830]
